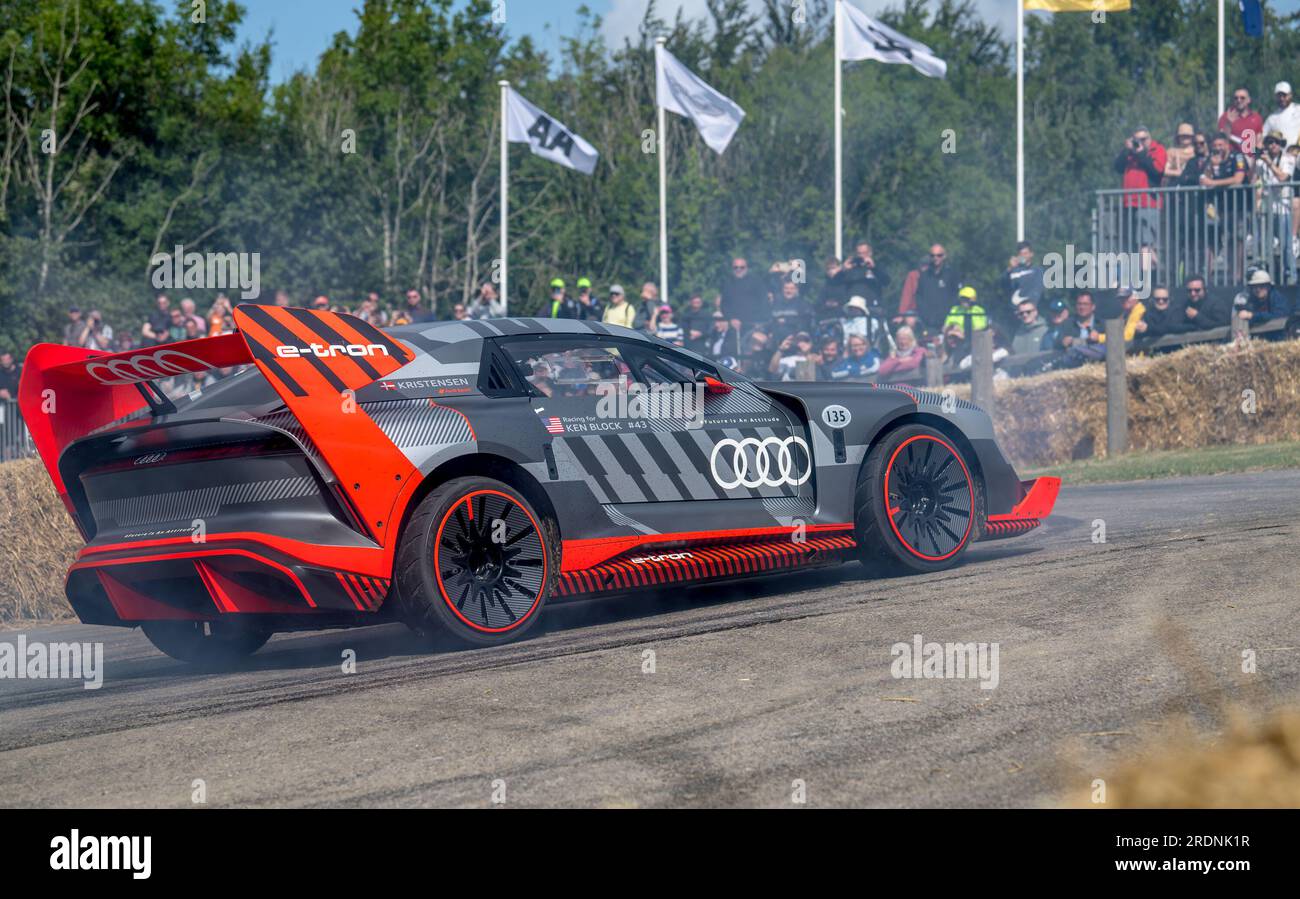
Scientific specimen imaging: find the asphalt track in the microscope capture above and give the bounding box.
[1,471,1297,808]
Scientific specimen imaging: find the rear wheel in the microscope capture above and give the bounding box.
[141,619,271,666]
[855,424,980,576]
[395,476,557,647]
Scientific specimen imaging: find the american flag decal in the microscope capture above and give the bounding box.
[544,417,564,435]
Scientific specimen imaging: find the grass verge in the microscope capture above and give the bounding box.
[1027,440,1300,485]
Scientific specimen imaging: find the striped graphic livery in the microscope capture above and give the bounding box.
[363,399,475,449]
[333,572,392,611]
[707,383,780,415]
[90,476,319,528]
[556,426,810,504]
[760,495,817,516]
[236,304,412,398]
[218,407,327,466]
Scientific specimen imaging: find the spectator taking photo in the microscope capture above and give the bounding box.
[1114,126,1166,250]
[1255,130,1296,284]
[835,240,890,314]
[470,282,506,320]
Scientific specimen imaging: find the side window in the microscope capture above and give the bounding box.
[627,347,713,386]
[503,341,634,398]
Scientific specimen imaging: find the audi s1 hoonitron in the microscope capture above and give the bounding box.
[20,307,1058,663]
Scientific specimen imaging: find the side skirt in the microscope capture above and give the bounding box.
[556,532,857,599]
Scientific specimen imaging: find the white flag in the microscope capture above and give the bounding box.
[654,44,746,154]
[504,86,598,175]
[839,2,948,79]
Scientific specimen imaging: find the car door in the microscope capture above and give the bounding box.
[498,335,658,504]
[497,335,813,533]
[623,349,815,507]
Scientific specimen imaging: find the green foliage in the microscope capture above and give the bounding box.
[2,0,1299,352]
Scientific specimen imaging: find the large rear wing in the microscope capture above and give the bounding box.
[19,333,252,494]
[20,305,416,537]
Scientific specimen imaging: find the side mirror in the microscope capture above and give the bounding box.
[703,375,733,395]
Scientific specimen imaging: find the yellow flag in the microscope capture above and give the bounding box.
[1024,0,1131,10]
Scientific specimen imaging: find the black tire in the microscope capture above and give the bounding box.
[855,423,982,577]
[395,476,558,647]
[141,619,271,666]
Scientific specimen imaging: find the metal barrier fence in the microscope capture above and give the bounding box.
[0,400,34,461]
[1092,183,1297,288]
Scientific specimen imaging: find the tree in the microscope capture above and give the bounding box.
[9,0,128,294]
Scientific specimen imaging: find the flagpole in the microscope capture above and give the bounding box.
[656,37,669,310]
[1016,1,1025,242]
[834,0,844,261]
[499,80,510,316]
[1217,0,1225,117]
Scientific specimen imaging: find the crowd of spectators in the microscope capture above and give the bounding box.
[2,226,1292,405]
[520,232,1292,385]
[1116,82,1300,284]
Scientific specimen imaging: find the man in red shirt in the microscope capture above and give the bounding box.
[1218,87,1264,154]
[1114,126,1167,252]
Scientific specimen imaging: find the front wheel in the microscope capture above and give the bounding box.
[395,476,558,647]
[141,619,271,666]
[855,424,981,576]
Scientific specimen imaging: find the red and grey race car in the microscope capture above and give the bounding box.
[20,306,1058,663]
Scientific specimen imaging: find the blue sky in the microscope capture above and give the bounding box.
[237,0,605,81]
[237,0,1300,83]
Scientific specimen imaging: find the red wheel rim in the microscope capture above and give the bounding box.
[432,489,547,633]
[882,435,974,562]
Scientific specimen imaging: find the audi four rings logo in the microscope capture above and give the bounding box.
[85,350,214,386]
[709,436,812,489]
